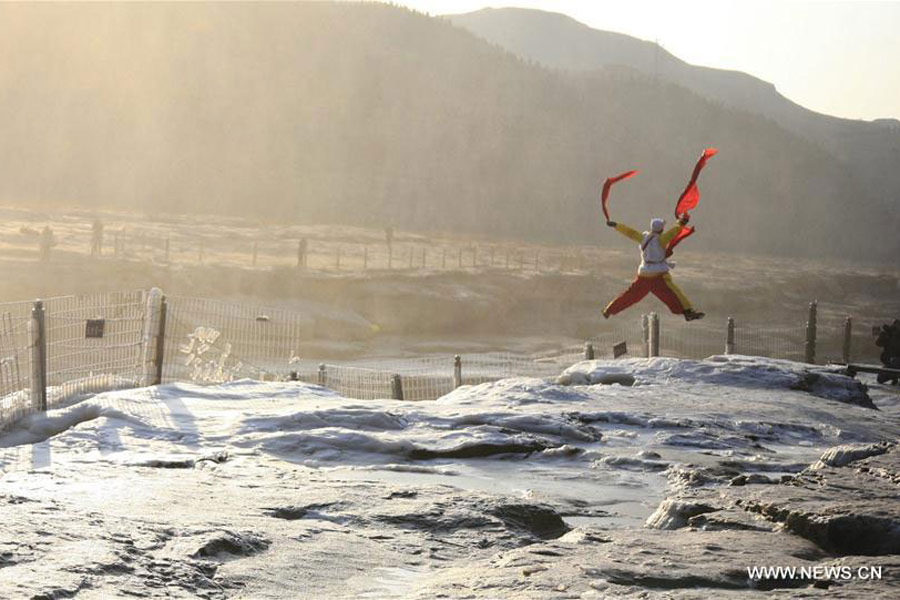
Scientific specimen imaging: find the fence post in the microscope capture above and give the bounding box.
[164,236,171,264]
[29,300,47,412]
[641,314,650,358]
[391,374,404,400]
[442,248,446,269]
[140,288,164,386]
[842,316,852,364]
[726,317,735,355]
[317,363,326,387]
[453,355,462,388]
[155,297,168,385]
[388,246,393,269]
[336,246,341,269]
[252,242,258,267]
[649,312,660,358]
[363,246,368,269]
[805,300,817,364]
[584,342,595,360]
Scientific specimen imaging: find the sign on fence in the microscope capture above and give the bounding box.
[613,341,627,358]
[85,319,105,339]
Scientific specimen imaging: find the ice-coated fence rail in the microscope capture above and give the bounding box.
[0,300,34,429]
[0,290,889,432]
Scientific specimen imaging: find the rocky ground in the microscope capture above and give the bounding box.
[0,358,898,598]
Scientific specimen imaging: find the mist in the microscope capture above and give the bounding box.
[1,2,896,262]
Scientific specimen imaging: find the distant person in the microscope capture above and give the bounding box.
[602,216,704,321]
[38,225,56,262]
[875,319,900,384]
[297,237,308,268]
[90,218,104,256]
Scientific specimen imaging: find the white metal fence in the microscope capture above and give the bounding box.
[0,289,891,433]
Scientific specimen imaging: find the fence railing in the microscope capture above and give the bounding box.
[0,290,889,433]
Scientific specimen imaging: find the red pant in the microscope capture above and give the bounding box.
[604,273,691,316]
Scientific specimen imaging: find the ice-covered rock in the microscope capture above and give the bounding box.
[809,441,893,469]
[645,498,717,530]
[561,355,875,407]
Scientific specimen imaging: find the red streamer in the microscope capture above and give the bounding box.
[601,170,638,221]
[674,148,717,218]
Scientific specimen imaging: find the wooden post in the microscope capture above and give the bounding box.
[641,314,650,358]
[29,300,47,412]
[421,247,426,268]
[388,246,393,269]
[363,246,368,270]
[154,297,168,385]
[391,374,404,400]
[490,246,495,266]
[584,342,595,360]
[336,246,341,269]
[317,363,326,387]
[649,312,660,358]
[726,317,735,355]
[442,248,446,269]
[842,316,852,364]
[198,241,204,263]
[164,236,171,264]
[453,355,462,388]
[140,288,164,386]
[805,300,817,364]
[252,242,258,267]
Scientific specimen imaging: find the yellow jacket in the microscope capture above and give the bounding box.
[614,222,684,276]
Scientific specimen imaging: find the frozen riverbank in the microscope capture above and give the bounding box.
[0,356,898,598]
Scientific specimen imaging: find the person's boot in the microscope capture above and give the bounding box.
[684,309,705,321]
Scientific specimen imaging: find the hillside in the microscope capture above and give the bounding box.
[449,8,900,227]
[0,2,893,260]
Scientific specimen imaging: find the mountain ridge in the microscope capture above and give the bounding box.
[448,7,900,219]
[0,2,893,260]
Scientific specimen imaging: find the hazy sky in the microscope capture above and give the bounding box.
[382,0,899,121]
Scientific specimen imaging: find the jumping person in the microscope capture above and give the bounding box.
[602,216,704,321]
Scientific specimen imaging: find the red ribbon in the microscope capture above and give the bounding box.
[601,170,638,221]
[674,148,717,218]
[665,225,695,258]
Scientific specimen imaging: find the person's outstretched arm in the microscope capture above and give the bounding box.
[660,216,690,246]
[607,221,642,243]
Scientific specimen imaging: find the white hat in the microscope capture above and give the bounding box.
[650,218,666,233]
